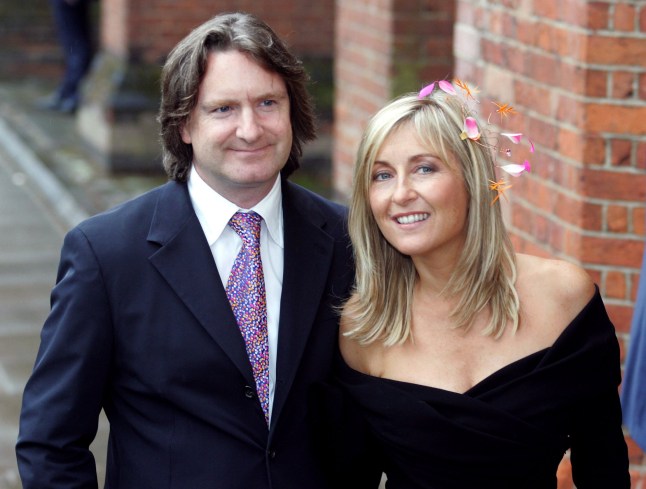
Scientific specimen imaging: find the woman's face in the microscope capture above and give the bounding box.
[368,122,469,265]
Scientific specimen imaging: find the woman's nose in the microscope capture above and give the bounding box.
[392,177,416,204]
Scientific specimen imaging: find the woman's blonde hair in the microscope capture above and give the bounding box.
[343,92,519,346]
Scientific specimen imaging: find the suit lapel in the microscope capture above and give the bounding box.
[146,182,254,384]
[271,182,335,427]
[144,181,338,425]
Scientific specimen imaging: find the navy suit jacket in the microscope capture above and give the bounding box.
[17,179,359,488]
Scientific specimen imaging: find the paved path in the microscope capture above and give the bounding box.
[0,119,107,488]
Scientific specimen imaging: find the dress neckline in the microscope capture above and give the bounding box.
[340,346,549,396]
[339,286,601,396]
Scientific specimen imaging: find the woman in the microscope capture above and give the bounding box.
[338,87,630,488]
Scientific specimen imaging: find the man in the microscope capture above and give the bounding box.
[17,12,377,488]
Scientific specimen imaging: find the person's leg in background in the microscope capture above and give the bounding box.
[39,0,94,113]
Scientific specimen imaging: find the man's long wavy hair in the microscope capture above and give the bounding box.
[158,12,316,181]
[343,92,519,346]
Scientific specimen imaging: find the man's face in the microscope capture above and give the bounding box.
[181,49,292,208]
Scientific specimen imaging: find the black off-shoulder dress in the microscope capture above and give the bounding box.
[335,287,630,489]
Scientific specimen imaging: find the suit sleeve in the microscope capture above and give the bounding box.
[16,226,113,489]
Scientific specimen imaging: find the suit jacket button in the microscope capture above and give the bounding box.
[268,449,276,459]
[243,386,255,399]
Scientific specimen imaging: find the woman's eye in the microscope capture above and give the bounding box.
[418,165,434,174]
[373,172,392,181]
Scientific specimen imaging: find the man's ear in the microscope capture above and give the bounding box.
[180,121,191,144]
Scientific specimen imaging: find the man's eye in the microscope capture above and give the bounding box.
[214,106,231,113]
[259,100,279,110]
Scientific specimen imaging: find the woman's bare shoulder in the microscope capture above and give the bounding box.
[339,315,369,370]
[516,253,595,329]
[339,314,386,375]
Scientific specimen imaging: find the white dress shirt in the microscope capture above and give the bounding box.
[188,166,284,421]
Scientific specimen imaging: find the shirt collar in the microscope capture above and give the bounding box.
[188,165,284,248]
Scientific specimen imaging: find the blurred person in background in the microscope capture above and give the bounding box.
[621,236,646,453]
[37,0,95,114]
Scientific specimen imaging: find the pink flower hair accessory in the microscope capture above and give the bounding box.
[419,79,535,203]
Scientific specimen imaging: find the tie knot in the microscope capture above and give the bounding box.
[228,211,262,245]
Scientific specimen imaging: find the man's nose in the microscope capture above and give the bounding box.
[236,108,263,142]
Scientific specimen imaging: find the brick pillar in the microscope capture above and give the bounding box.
[333,0,455,199]
[80,0,334,172]
[454,0,646,484]
[78,0,173,172]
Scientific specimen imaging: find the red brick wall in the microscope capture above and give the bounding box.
[0,1,86,80]
[101,0,334,63]
[453,0,646,485]
[102,0,128,58]
[333,0,392,197]
[0,0,334,76]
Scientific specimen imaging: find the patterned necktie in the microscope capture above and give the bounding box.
[226,211,270,424]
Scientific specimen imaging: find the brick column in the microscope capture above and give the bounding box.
[454,0,646,484]
[78,0,180,172]
[333,0,455,199]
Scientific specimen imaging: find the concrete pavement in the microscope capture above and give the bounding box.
[0,133,109,487]
[0,144,59,487]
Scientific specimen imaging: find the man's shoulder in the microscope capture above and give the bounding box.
[83,181,179,222]
[73,180,184,238]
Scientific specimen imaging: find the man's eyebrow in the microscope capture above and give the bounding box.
[256,90,289,100]
[201,90,288,106]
